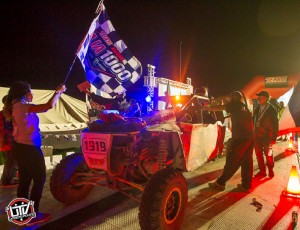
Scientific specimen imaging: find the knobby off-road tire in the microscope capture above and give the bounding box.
[50,153,93,204]
[139,168,188,230]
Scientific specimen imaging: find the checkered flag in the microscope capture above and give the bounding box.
[77,4,142,96]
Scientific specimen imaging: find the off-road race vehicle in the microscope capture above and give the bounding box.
[50,95,224,229]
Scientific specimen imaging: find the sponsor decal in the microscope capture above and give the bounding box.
[88,156,106,166]
[265,76,288,88]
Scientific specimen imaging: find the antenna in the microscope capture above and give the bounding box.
[180,41,182,82]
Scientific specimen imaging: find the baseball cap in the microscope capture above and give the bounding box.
[256,91,270,98]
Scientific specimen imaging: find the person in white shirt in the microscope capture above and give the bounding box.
[3,81,66,226]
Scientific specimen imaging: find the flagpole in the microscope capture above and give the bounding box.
[95,0,104,14]
[62,0,104,85]
[63,56,77,85]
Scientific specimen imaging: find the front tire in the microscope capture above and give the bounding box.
[50,153,93,204]
[138,168,188,230]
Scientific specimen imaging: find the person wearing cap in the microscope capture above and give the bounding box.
[253,91,278,178]
[204,91,254,192]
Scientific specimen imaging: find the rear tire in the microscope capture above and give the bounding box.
[139,168,188,230]
[50,153,93,204]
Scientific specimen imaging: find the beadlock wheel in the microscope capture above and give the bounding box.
[138,168,188,230]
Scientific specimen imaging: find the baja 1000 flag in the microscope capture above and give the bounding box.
[77,4,142,96]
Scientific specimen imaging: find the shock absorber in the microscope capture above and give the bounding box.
[157,134,168,169]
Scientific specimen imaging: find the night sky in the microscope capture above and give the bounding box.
[2,0,300,99]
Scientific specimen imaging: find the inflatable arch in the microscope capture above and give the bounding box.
[241,74,300,99]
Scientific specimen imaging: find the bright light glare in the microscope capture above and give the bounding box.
[145,95,152,103]
[286,166,300,194]
[288,140,294,149]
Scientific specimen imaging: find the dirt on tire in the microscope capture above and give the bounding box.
[50,153,93,205]
[138,168,188,230]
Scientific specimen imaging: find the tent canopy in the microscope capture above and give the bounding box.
[0,87,88,132]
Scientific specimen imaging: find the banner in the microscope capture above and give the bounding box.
[77,4,142,96]
[265,76,289,88]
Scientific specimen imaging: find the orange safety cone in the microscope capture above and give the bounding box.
[288,139,294,150]
[286,133,296,152]
[282,165,300,198]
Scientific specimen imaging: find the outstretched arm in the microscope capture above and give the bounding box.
[28,85,66,113]
[202,104,226,112]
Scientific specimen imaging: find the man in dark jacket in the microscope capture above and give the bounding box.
[205,91,254,191]
[253,91,278,178]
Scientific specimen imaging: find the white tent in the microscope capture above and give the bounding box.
[0,87,88,149]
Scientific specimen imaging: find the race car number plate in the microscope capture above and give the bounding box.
[82,137,108,154]
[80,132,112,170]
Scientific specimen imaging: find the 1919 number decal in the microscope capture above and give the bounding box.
[81,132,111,170]
[81,132,111,155]
[83,140,106,152]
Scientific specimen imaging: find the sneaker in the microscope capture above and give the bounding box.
[25,212,51,226]
[208,181,225,191]
[254,171,267,178]
[237,184,250,193]
[268,169,274,178]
